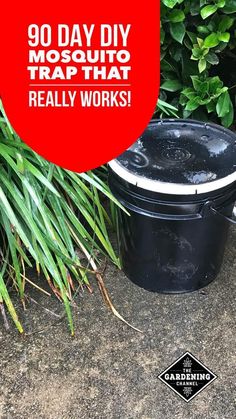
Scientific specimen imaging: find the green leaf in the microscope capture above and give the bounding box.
[190,1,202,15]
[181,87,195,99]
[198,58,207,73]
[191,76,209,94]
[223,0,236,13]
[202,48,210,56]
[185,96,202,111]
[217,0,225,8]
[218,32,230,42]
[170,22,186,43]
[199,97,212,105]
[156,99,179,117]
[187,31,197,44]
[168,9,185,22]
[197,37,204,48]
[0,272,23,333]
[201,5,218,19]
[216,91,231,117]
[161,79,182,92]
[206,101,216,113]
[169,44,182,61]
[219,16,234,31]
[162,0,179,8]
[208,76,224,94]
[191,47,203,59]
[161,28,166,44]
[161,59,177,72]
[203,33,220,48]
[183,109,192,119]
[179,95,188,105]
[221,99,234,127]
[23,160,60,196]
[197,26,210,35]
[205,52,219,65]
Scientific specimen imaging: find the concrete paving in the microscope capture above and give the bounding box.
[0,227,236,419]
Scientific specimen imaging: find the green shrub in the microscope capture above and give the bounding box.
[159,0,236,127]
[0,102,121,334]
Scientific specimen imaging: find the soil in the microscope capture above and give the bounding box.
[0,228,236,418]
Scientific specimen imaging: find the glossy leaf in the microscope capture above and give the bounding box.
[216,91,231,117]
[161,79,183,91]
[168,9,185,22]
[201,5,218,19]
[170,22,186,43]
[204,33,220,48]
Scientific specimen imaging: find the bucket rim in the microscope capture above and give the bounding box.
[108,119,236,196]
[108,159,236,195]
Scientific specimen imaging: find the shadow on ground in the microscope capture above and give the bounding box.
[0,228,236,419]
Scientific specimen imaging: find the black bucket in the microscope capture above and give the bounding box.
[108,119,236,293]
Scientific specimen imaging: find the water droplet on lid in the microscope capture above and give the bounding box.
[130,152,149,168]
[201,135,209,141]
[161,147,191,163]
[173,130,181,138]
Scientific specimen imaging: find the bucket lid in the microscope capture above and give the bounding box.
[109,119,236,195]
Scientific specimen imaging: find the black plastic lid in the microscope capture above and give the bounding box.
[109,119,236,195]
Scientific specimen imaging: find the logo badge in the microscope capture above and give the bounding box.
[158,352,217,403]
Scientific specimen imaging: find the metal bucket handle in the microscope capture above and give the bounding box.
[210,207,236,224]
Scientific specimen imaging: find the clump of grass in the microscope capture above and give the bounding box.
[155,99,179,118]
[0,100,122,335]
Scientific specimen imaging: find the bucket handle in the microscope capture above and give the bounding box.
[210,207,236,224]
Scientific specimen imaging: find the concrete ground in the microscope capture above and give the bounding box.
[0,228,236,419]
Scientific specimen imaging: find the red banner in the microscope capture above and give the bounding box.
[0,0,160,172]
